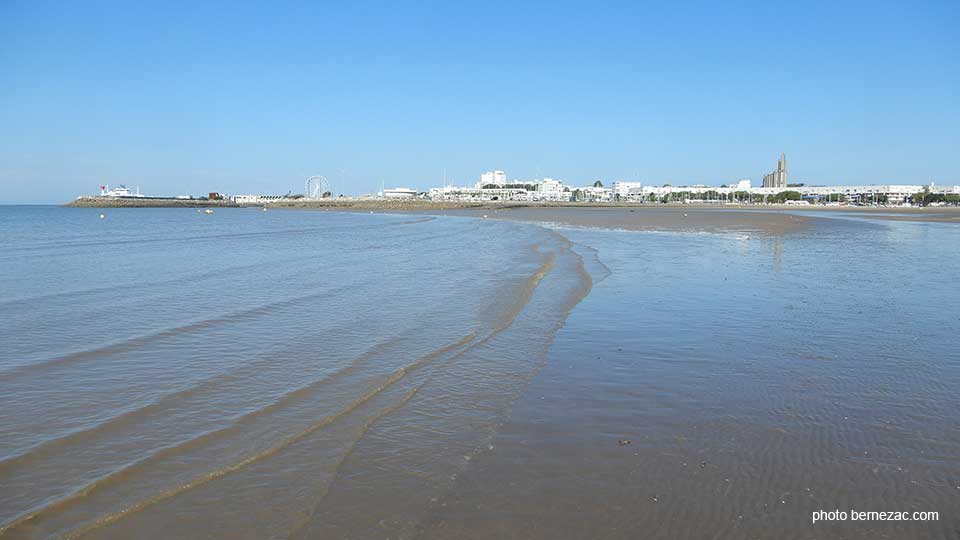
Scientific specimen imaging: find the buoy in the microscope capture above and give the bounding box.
[262,207,267,212]
[99,213,105,220]
[204,209,214,214]
[482,214,488,219]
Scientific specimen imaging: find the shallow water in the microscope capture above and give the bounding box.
[0,207,590,539]
[0,207,957,539]
[418,216,960,540]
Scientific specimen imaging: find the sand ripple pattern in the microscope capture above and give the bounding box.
[0,210,596,540]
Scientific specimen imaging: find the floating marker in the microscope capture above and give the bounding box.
[99,213,105,220]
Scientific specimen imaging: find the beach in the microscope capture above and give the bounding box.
[68,196,960,229]
[8,0,958,536]
[440,206,811,235]
[1,205,958,539]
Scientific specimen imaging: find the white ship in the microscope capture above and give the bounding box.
[100,184,145,198]
[381,187,418,199]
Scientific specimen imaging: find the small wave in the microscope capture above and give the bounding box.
[570,242,612,286]
[0,219,400,258]
[284,228,597,540]
[0,250,337,310]
[56,332,475,539]
[284,382,422,540]
[475,242,556,337]
[394,216,436,226]
[0,332,476,538]
[0,301,393,470]
[0,285,346,381]
[0,374,246,475]
[2,222,587,539]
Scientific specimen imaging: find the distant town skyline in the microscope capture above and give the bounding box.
[2,1,958,204]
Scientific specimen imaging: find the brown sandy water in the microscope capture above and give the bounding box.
[414,217,960,540]
[1,206,958,539]
[0,208,593,539]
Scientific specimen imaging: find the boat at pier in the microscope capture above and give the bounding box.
[100,184,146,198]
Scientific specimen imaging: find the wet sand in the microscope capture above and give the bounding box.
[744,204,960,224]
[7,206,959,539]
[829,211,960,224]
[297,202,959,232]
[412,221,960,540]
[435,205,960,231]
[69,197,960,227]
[444,206,811,235]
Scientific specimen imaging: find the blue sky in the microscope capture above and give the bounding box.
[1,0,957,203]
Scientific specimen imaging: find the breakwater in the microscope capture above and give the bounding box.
[66,197,240,208]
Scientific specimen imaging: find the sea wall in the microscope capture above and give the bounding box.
[66,197,240,208]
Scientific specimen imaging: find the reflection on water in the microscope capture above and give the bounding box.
[771,234,783,272]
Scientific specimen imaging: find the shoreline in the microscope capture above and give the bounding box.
[425,206,812,235]
[63,198,960,231]
[66,196,960,213]
[65,197,240,208]
[15,201,960,539]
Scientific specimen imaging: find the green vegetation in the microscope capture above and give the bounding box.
[911,186,960,206]
[830,193,847,203]
[770,191,802,203]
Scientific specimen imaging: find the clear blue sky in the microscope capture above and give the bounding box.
[1,0,957,203]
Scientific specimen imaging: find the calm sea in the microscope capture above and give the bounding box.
[1,206,957,539]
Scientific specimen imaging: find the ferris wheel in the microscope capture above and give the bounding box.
[305,176,331,199]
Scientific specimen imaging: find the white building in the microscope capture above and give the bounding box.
[612,181,644,200]
[579,185,613,202]
[428,175,574,202]
[429,168,954,206]
[427,185,528,202]
[531,178,571,202]
[477,170,507,188]
[795,185,924,204]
